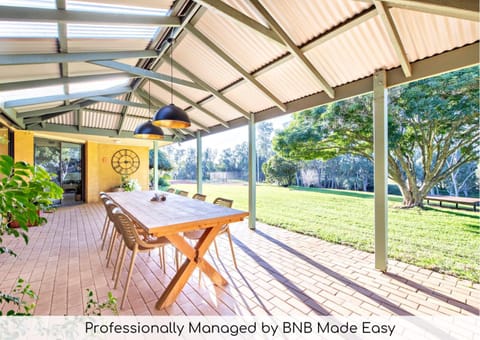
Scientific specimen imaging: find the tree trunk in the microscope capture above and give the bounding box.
[398,183,425,207]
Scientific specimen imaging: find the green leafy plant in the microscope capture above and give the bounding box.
[84,288,119,316]
[121,175,140,192]
[0,154,63,315]
[0,278,38,315]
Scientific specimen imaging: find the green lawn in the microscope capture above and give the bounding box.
[171,183,480,283]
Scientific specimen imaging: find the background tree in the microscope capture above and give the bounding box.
[262,154,298,186]
[256,121,274,181]
[148,149,172,171]
[274,67,479,207]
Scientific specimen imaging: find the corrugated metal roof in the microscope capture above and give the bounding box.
[0,0,477,143]
[304,16,399,87]
[47,111,77,125]
[174,32,242,90]
[227,0,371,46]
[0,64,59,83]
[0,38,57,54]
[16,101,65,113]
[392,9,479,63]
[68,38,151,52]
[193,9,287,73]
[82,109,120,129]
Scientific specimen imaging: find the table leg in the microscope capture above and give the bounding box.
[155,225,227,309]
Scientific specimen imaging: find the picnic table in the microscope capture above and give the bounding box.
[425,195,480,212]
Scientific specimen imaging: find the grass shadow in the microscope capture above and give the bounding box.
[288,186,375,199]
[463,224,479,234]
[423,206,479,219]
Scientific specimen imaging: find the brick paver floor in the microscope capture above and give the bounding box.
[0,203,478,316]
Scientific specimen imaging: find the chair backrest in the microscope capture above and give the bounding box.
[105,200,120,229]
[213,197,233,208]
[166,188,175,193]
[192,193,207,201]
[177,190,189,197]
[111,207,138,251]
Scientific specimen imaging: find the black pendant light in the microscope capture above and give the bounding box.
[134,120,165,140]
[152,37,191,129]
[134,80,165,140]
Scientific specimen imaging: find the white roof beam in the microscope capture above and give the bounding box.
[4,86,132,108]
[374,1,412,77]
[0,50,157,65]
[18,104,80,118]
[151,79,229,128]
[171,60,251,120]
[0,73,134,92]
[192,0,283,46]
[0,5,181,26]
[90,60,203,90]
[248,0,335,98]
[86,96,149,109]
[186,23,287,112]
[358,0,479,22]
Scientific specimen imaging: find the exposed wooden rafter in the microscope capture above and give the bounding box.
[0,73,134,92]
[4,86,132,108]
[0,51,158,65]
[248,0,335,98]
[171,60,251,120]
[192,0,283,46]
[0,5,181,26]
[90,60,203,90]
[374,1,412,77]
[186,23,287,112]
[357,0,479,22]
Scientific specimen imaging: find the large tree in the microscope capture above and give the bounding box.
[274,67,479,207]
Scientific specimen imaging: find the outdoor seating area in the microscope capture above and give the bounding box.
[0,204,477,316]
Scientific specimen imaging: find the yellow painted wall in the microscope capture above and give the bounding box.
[14,130,34,163]
[0,128,8,155]
[85,142,150,203]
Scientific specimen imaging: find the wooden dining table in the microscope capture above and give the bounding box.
[106,190,249,309]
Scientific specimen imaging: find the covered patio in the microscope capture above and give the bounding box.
[1,204,477,316]
[0,0,479,319]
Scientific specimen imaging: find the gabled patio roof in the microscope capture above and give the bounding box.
[0,0,478,144]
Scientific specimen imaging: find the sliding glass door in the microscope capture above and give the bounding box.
[34,139,84,206]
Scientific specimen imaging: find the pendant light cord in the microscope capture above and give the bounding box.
[168,37,174,104]
[148,79,151,114]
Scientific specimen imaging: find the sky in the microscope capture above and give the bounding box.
[179,114,292,151]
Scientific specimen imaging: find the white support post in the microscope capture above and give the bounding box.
[153,141,159,191]
[373,70,388,271]
[196,131,203,194]
[248,113,256,230]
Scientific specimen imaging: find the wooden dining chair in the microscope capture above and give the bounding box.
[166,188,175,193]
[99,194,113,250]
[110,208,170,309]
[183,197,238,269]
[192,193,207,201]
[104,200,122,267]
[177,190,189,197]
